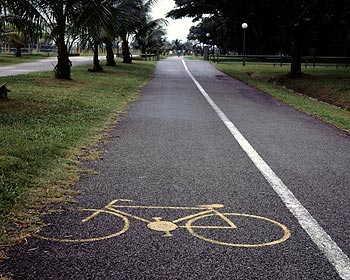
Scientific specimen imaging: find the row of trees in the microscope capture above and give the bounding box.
[1,0,167,79]
[168,0,350,76]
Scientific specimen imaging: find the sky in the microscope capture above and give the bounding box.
[151,0,194,42]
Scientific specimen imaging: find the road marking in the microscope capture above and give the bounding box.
[37,208,130,243]
[37,199,290,247]
[182,59,350,279]
[186,213,290,247]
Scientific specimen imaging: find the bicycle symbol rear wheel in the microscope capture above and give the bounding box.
[36,208,129,243]
[185,213,291,247]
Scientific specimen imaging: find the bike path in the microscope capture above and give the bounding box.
[1,57,350,279]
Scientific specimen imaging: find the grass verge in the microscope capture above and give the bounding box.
[0,60,155,245]
[214,63,350,132]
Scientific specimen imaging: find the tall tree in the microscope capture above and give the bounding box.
[115,0,141,63]
[1,1,41,58]
[117,0,160,63]
[171,38,183,51]
[168,0,350,77]
[134,17,167,54]
[103,0,133,66]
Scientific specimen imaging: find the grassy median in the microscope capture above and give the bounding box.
[0,61,155,244]
[215,63,350,132]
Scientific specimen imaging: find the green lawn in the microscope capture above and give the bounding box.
[215,63,350,132]
[0,61,155,244]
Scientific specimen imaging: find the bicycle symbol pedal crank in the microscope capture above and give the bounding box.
[147,217,178,237]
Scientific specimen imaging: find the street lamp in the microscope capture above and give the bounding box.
[242,23,248,66]
[206,33,212,57]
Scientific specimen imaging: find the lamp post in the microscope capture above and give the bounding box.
[203,33,210,61]
[242,23,248,66]
[193,39,199,57]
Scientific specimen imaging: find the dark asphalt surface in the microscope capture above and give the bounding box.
[1,57,350,279]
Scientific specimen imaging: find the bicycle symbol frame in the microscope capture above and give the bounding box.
[37,199,291,247]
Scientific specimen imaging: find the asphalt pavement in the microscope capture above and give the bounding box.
[1,57,350,279]
[0,56,104,77]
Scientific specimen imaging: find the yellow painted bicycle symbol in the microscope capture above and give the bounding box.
[37,199,291,247]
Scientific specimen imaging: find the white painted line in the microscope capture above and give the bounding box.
[182,59,350,279]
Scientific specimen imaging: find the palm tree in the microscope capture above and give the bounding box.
[117,0,160,63]
[8,31,23,57]
[172,39,183,52]
[103,0,134,66]
[1,3,25,57]
[104,37,117,66]
[8,0,111,79]
[116,0,143,63]
[3,19,42,57]
[0,3,8,48]
[134,17,167,55]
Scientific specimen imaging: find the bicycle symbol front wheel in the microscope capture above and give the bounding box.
[36,208,129,243]
[185,213,291,247]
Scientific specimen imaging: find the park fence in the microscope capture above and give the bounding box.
[210,54,349,68]
[1,43,57,55]
[0,43,119,56]
[0,43,159,61]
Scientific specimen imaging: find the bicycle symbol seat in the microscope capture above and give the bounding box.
[37,199,291,247]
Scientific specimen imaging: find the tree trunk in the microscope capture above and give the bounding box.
[55,37,71,79]
[105,39,116,66]
[15,42,21,57]
[89,41,103,72]
[252,25,263,55]
[122,40,132,64]
[289,29,303,77]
